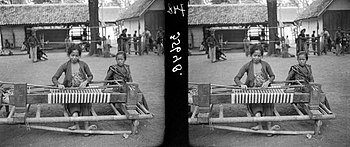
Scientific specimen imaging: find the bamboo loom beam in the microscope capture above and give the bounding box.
[91,107,98,116]
[208,125,314,135]
[28,125,131,135]
[0,114,153,124]
[110,103,122,115]
[191,106,198,119]
[188,114,336,124]
[7,106,15,119]
[319,103,332,114]
[137,103,150,114]
[292,103,304,116]
[273,107,280,116]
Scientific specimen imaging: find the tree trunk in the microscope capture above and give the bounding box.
[88,0,99,56]
[267,0,278,56]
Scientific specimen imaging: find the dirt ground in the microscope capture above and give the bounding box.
[0,50,164,147]
[189,48,350,147]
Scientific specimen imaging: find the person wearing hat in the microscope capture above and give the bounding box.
[206,30,218,63]
[118,28,128,53]
[27,32,39,63]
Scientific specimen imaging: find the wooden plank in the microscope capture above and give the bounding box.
[110,103,121,115]
[36,104,41,118]
[126,83,138,109]
[128,110,139,115]
[308,84,321,110]
[198,83,210,108]
[292,103,304,116]
[121,104,138,119]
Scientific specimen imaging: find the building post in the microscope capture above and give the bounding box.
[88,0,99,56]
[267,0,278,56]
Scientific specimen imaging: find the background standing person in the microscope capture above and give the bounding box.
[323,27,331,53]
[96,34,102,55]
[4,39,10,49]
[119,29,128,53]
[243,36,249,57]
[133,31,139,55]
[341,32,346,55]
[156,27,164,55]
[143,29,151,55]
[127,34,131,54]
[206,31,217,63]
[297,29,307,54]
[311,31,317,55]
[104,35,112,57]
[27,33,39,63]
[65,35,71,52]
[334,27,342,56]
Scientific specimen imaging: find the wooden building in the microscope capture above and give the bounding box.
[0,4,89,49]
[188,4,268,49]
[295,0,350,37]
[188,4,302,49]
[115,0,165,39]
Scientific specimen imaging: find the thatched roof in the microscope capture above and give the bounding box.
[188,4,268,26]
[295,0,333,21]
[0,4,89,26]
[116,0,156,21]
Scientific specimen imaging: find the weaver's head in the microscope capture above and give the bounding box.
[250,44,264,63]
[297,51,308,66]
[67,44,82,63]
[116,51,126,66]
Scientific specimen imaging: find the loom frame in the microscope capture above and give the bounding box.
[0,82,154,135]
[188,82,335,136]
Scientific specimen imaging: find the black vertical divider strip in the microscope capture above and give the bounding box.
[163,0,189,146]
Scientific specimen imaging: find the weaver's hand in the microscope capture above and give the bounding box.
[57,84,65,89]
[79,81,88,88]
[240,85,248,89]
[262,81,270,88]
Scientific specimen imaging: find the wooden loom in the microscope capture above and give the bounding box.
[188,81,335,136]
[0,81,153,135]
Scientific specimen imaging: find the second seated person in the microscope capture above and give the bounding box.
[104,51,149,109]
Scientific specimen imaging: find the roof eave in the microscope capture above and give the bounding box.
[116,0,156,23]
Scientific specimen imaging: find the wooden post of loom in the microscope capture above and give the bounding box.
[12,83,27,123]
[197,83,211,124]
[308,84,322,119]
[125,83,140,134]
